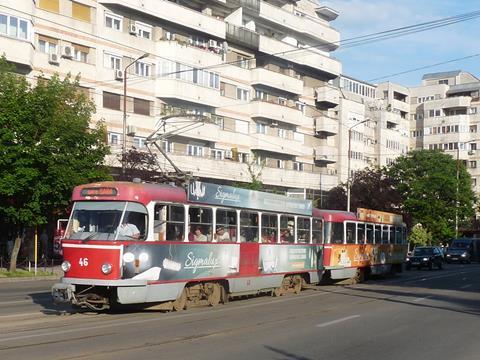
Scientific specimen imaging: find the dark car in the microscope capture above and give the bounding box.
[406,246,444,270]
[446,239,473,264]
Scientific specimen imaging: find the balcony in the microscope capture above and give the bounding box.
[0,37,34,69]
[250,68,303,94]
[258,2,339,50]
[156,41,223,68]
[258,35,341,78]
[249,100,303,126]
[250,133,305,156]
[315,86,340,108]
[99,0,226,39]
[314,145,337,164]
[391,99,410,113]
[155,79,222,108]
[440,96,471,109]
[225,22,259,50]
[315,116,338,136]
[261,167,323,190]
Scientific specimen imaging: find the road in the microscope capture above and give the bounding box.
[0,264,479,360]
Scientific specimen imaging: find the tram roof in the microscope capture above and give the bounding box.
[315,209,358,222]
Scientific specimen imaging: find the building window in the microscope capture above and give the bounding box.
[293,162,303,171]
[211,149,224,160]
[136,21,152,39]
[135,62,151,77]
[187,144,204,157]
[1,13,30,40]
[162,140,174,153]
[276,159,285,169]
[278,128,287,138]
[256,123,267,134]
[105,12,122,31]
[133,98,150,116]
[255,90,267,101]
[108,132,120,145]
[103,92,121,110]
[470,161,477,169]
[295,102,306,114]
[133,137,146,149]
[72,43,89,62]
[236,88,249,101]
[38,35,58,54]
[438,79,448,85]
[277,97,287,106]
[38,0,59,13]
[104,52,122,70]
[72,2,91,22]
[211,115,224,129]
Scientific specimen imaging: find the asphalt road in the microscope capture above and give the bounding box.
[0,264,479,360]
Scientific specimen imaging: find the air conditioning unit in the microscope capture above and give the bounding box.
[61,45,74,59]
[129,23,138,35]
[48,52,59,65]
[208,39,218,48]
[126,125,136,136]
[114,69,124,81]
[271,121,278,127]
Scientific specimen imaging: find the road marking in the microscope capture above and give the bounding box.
[316,315,360,328]
[413,296,432,302]
[460,284,472,289]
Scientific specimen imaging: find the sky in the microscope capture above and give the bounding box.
[321,0,480,87]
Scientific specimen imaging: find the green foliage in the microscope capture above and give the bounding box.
[408,224,432,247]
[0,56,111,228]
[387,149,476,242]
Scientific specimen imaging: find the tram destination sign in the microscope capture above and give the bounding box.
[188,181,312,216]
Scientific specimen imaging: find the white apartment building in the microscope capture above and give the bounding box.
[410,70,480,193]
[0,0,342,196]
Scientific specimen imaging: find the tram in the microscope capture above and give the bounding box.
[51,181,407,311]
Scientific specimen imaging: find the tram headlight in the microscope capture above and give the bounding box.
[123,252,135,263]
[101,263,113,275]
[61,260,71,272]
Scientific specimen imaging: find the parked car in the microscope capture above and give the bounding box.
[446,238,474,264]
[405,246,444,270]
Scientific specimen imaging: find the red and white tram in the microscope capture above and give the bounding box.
[52,181,407,310]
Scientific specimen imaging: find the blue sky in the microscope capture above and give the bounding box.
[322,0,480,87]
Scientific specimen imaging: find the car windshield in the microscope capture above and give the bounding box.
[66,201,148,240]
[451,241,470,249]
[413,248,434,256]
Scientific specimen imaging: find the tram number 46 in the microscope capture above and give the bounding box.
[78,258,89,267]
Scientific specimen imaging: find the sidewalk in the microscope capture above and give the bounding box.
[0,266,63,283]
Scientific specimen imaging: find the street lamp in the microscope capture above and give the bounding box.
[455,139,476,237]
[347,118,372,212]
[122,53,149,176]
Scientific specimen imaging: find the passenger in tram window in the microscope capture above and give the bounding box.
[280,228,293,243]
[262,231,276,243]
[193,226,207,242]
[188,226,194,241]
[214,226,230,241]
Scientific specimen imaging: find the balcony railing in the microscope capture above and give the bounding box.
[226,23,259,50]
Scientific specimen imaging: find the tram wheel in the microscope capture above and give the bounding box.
[353,268,365,284]
[207,283,221,306]
[172,288,187,311]
[292,276,302,294]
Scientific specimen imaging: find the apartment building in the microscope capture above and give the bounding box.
[410,70,480,193]
[0,0,343,195]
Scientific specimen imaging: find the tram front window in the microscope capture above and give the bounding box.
[66,201,147,241]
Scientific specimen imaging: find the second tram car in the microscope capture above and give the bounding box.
[52,181,407,310]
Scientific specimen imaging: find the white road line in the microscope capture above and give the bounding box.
[413,296,432,302]
[460,284,472,289]
[316,315,360,328]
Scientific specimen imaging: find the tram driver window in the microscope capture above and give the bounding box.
[216,209,237,242]
[189,206,213,242]
[280,215,294,243]
[240,211,259,242]
[297,217,311,243]
[118,202,148,240]
[346,222,355,244]
[261,213,277,243]
[154,204,184,241]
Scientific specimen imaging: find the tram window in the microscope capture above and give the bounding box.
[216,209,237,242]
[261,213,277,243]
[374,225,381,244]
[189,206,213,242]
[395,227,403,244]
[366,224,374,244]
[357,223,366,244]
[280,215,295,243]
[312,218,322,243]
[346,222,355,244]
[154,204,184,241]
[330,222,343,244]
[240,211,259,242]
[119,202,148,241]
[297,217,311,243]
[389,226,395,244]
[382,226,390,244]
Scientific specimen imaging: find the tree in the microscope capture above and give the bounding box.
[234,154,265,191]
[0,57,111,270]
[323,167,401,212]
[119,148,161,182]
[387,149,476,243]
[408,223,432,248]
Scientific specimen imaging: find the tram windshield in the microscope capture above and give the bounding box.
[66,201,148,241]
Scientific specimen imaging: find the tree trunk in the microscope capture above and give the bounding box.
[9,235,22,272]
